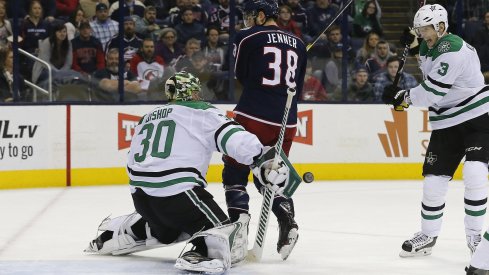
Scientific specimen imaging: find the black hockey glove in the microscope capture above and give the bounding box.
[382,85,410,111]
[400,27,416,46]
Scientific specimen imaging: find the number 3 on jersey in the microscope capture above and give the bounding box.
[262,47,298,88]
[134,120,176,162]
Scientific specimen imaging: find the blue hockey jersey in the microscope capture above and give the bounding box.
[233,25,307,126]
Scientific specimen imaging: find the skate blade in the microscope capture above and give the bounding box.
[279,228,299,260]
[399,247,432,258]
[174,258,225,274]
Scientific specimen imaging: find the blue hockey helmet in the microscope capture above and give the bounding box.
[243,0,279,18]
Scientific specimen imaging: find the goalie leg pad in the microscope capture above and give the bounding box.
[84,212,189,255]
[175,213,250,273]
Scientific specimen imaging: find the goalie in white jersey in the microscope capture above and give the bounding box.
[382,4,489,259]
[84,71,291,274]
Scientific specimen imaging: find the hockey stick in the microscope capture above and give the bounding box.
[306,0,354,52]
[247,88,296,262]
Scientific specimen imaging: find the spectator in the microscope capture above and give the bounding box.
[155,27,184,66]
[135,6,161,41]
[142,0,170,19]
[90,2,119,51]
[306,0,339,38]
[325,25,354,60]
[79,0,110,19]
[355,31,379,67]
[202,26,226,71]
[471,11,489,48]
[0,1,11,48]
[20,0,50,80]
[323,44,350,97]
[109,0,146,20]
[0,47,26,102]
[184,50,217,100]
[277,5,302,38]
[373,56,417,102]
[71,21,105,76]
[352,0,383,38]
[301,62,327,101]
[106,16,143,67]
[20,0,49,55]
[19,0,56,22]
[92,48,141,101]
[365,40,394,80]
[173,37,200,71]
[167,0,208,27]
[208,0,243,44]
[65,7,87,40]
[174,7,205,45]
[286,0,309,39]
[346,65,374,102]
[129,38,165,90]
[32,22,80,88]
[56,0,80,20]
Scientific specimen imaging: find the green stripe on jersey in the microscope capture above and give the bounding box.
[170,101,216,110]
[484,231,489,241]
[421,211,443,220]
[220,128,245,155]
[421,81,446,96]
[130,177,206,188]
[185,190,221,225]
[430,95,489,121]
[465,208,487,217]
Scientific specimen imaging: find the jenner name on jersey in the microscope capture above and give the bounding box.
[266,33,297,49]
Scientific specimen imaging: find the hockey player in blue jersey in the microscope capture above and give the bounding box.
[222,0,307,260]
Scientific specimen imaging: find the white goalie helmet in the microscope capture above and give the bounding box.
[413,4,448,37]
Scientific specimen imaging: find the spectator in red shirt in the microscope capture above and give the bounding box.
[56,0,79,19]
[277,5,302,38]
[301,62,327,101]
[130,38,165,90]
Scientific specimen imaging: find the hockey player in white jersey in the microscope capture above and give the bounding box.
[84,71,292,274]
[382,4,489,258]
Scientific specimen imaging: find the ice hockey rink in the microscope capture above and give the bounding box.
[0,180,480,275]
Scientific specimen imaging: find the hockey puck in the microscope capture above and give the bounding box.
[303,172,314,183]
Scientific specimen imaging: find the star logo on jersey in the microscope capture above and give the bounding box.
[425,152,438,165]
[437,41,451,53]
[430,5,436,11]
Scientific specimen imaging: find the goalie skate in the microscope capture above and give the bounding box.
[399,232,437,257]
[467,234,482,255]
[466,265,489,275]
[175,251,225,274]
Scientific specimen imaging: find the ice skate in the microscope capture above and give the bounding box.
[175,251,225,274]
[277,202,299,260]
[399,232,437,257]
[467,234,482,255]
[466,265,489,275]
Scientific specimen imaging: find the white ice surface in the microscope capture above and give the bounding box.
[0,180,480,274]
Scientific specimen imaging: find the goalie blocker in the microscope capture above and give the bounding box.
[252,146,302,199]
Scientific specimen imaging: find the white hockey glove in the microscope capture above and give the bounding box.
[252,146,289,195]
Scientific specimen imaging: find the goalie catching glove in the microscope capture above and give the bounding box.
[251,146,302,198]
[382,84,411,112]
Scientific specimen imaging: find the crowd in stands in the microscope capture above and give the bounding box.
[0,0,487,103]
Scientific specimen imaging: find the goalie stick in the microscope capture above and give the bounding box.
[247,88,296,262]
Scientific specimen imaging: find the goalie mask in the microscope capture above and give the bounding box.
[413,4,448,38]
[164,71,202,101]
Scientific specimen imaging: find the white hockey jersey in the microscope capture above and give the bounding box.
[410,34,489,129]
[127,101,263,197]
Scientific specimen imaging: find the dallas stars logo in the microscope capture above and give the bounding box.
[437,41,451,53]
[426,152,438,165]
[430,5,436,11]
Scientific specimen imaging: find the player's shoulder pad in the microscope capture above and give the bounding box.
[420,34,463,60]
[170,101,217,110]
